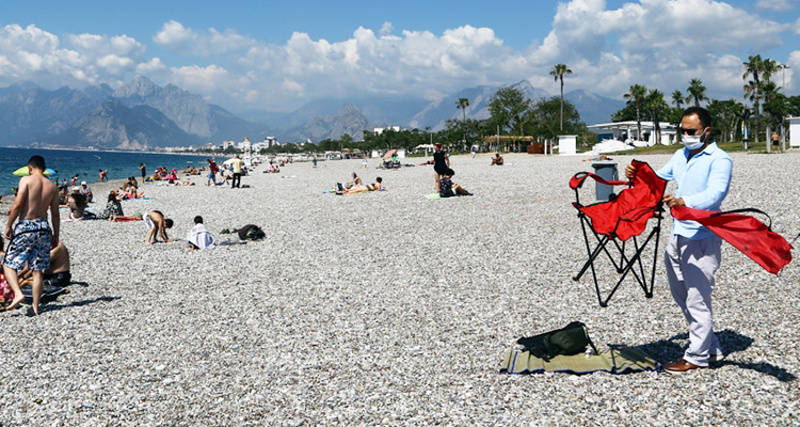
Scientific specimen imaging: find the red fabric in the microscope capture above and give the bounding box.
[671,206,793,274]
[575,160,668,241]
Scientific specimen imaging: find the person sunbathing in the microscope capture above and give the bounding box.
[96,191,124,220]
[343,177,384,194]
[67,187,88,219]
[18,241,71,288]
[110,213,143,222]
[345,172,362,189]
[490,153,504,166]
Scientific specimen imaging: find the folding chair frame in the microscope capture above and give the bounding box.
[570,169,665,307]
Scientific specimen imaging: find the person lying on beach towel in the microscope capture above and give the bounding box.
[339,177,384,194]
[110,213,143,222]
[187,216,215,251]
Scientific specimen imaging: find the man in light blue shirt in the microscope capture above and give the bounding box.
[625,106,732,373]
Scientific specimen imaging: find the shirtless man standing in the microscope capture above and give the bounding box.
[3,155,60,315]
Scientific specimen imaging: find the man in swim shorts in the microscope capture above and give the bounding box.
[144,210,173,244]
[3,155,60,315]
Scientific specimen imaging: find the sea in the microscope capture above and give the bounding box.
[0,148,218,196]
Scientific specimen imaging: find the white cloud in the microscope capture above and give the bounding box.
[152,20,195,49]
[756,0,795,12]
[136,57,166,74]
[379,22,393,36]
[170,64,228,92]
[153,20,254,57]
[0,2,796,115]
[527,0,787,100]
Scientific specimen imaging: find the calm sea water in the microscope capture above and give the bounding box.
[0,148,215,196]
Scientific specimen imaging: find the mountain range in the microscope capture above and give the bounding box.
[0,77,624,149]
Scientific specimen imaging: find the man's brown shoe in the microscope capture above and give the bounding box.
[664,358,705,374]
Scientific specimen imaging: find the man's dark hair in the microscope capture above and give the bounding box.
[683,106,712,129]
[194,216,203,224]
[376,177,382,183]
[165,219,174,228]
[446,168,455,176]
[28,155,46,170]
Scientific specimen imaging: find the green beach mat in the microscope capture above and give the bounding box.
[425,193,441,199]
[500,345,662,375]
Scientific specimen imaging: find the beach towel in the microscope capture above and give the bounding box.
[425,193,464,199]
[112,217,139,223]
[21,283,67,305]
[187,224,215,249]
[671,206,793,274]
[500,345,662,375]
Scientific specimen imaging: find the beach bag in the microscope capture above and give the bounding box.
[237,224,266,241]
[516,321,598,361]
[0,273,12,307]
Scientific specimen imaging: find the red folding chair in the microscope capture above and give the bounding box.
[569,160,668,307]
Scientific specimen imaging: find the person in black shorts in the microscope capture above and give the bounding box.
[139,163,147,185]
[420,143,450,192]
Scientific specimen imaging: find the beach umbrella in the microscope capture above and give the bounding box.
[12,166,57,176]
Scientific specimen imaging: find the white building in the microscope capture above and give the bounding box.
[237,139,252,151]
[788,116,800,148]
[588,121,677,147]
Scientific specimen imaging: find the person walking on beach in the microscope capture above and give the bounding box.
[420,143,449,193]
[3,155,60,315]
[144,210,173,244]
[231,155,244,188]
[624,106,732,374]
[139,163,147,185]
[207,158,219,186]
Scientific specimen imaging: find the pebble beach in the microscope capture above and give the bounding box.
[1,151,799,426]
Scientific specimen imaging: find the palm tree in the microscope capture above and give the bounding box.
[671,90,684,109]
[686,78,709,107]
[743,55,764,143]
[647,89,666,145]
[456,97,469,122]
[761,58,782,84]
[549,63,573,130]
[623,84,647,141]
[456,97,469,145]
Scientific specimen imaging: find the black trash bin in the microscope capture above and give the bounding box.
[591,162,618,201]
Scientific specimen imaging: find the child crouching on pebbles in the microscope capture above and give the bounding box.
[187,216,215,251]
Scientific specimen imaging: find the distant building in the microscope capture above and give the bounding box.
[789,116,800,148]
[587,121,677,146]
[222,140,236,150]
[237,138,252,151]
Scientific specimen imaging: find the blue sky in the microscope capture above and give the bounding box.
[2,0,799,115]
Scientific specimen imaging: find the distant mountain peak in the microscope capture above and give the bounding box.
[114,76,159,99]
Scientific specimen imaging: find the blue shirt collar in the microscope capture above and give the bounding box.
[683,141,717,159]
